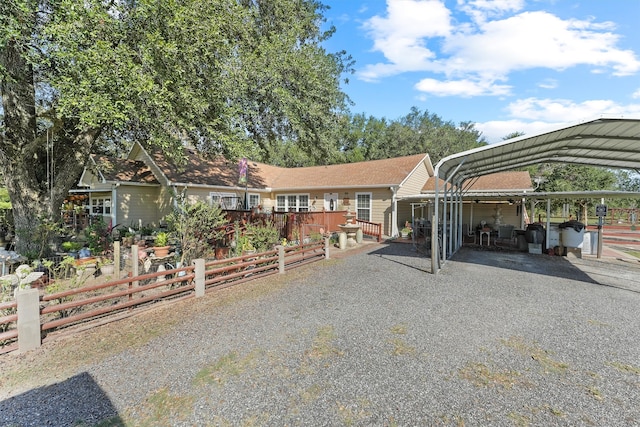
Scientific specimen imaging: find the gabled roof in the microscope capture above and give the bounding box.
[422,171,532,193]
[90,156,159,185]
[144,147,430,191]
[269,153,429,190]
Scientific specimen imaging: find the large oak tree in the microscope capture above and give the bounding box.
[0,0,351,254]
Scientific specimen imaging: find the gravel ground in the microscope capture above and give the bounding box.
[1,242,639,426]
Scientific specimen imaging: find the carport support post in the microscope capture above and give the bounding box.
[597,216,603,259]
[546,199,551,250]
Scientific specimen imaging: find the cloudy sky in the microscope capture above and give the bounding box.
[321,0,640,143]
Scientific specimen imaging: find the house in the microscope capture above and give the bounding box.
[71,143,435,237]
[70,142,533,239]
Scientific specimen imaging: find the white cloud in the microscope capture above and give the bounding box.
[538,79,558,89]
[633,89,640,99]
[358,2,640,86]
[476,119,563,143]
[477,97,640,142]
[505,97,640,121]
[414,77,511,96]
[443,11,640,77]
[457,0,525,25]
[359,0,452,81]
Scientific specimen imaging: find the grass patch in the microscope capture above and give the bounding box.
[306,325,342,359]
[586,385,604,401]
[124,387,194,426]
[336,399,372,426]
[390,323,408,335]
[621,249,640,259]
[193,350,260,386]
[507,411,531,427]
[606,361,640,375]
[458,362,522,389]
[501,336,569,374]
[388,338,416,356]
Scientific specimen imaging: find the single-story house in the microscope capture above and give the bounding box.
[71,143,436,237]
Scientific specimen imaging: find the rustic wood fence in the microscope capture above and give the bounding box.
[0,240,328,354]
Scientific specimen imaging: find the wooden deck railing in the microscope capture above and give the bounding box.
[0,240,326,354]
[356,219,383,242]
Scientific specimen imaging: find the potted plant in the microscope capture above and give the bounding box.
[401,221,412,239]
[61,241,82,258]
[153,231,170,257]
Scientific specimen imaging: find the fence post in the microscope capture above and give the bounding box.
[324,236,330,259]
[16,288,41,353]
[194,258,205,297]
[277,245,285,273]
[114,241,121,280]
[131,244,139,287]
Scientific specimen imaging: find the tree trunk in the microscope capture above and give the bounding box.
[1,36,100,257]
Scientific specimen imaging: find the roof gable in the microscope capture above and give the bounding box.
[91,156,159,185]
[423,171,532,192]
[270,154,430,189]
[136,145,431,190]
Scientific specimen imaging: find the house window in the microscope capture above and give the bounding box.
[355,192,372,221]
[248,194,260,209]
[276,194,309,212]
[210,192,241,209]
[91,197,111,215]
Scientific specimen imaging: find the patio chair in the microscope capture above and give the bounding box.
[496,225,515,246]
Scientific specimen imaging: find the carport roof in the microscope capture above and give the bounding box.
[435,116,640,183]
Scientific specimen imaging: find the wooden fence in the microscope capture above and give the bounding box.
[222,209,382,242]
[0,240,328,354]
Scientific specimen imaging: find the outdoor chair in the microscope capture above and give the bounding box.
[496,225,515,246]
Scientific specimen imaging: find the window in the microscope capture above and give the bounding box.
[355,193,372,221]
[210,192,241,209]
[276,194,309,212]
[91,197,111,215]
[248,194,260,209]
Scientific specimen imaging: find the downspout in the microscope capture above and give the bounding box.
[111,183,119,228]
[391,186,399,237]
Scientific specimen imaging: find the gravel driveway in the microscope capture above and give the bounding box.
[1,242,639,426]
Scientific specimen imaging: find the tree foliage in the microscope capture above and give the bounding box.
[336,107,487,164]
[0,0,351,253]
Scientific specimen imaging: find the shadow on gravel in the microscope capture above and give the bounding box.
[0,372,122,426]
[452,245,599,283]
[367,242,432,273]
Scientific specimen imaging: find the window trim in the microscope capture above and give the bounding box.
[275,193,310,212]
[355,192,372,221]
[209,192,241,210]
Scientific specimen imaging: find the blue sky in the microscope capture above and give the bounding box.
[321,0,640,143]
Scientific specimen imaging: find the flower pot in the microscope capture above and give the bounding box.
[153,245,170,258]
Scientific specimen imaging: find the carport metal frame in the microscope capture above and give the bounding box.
[430,116,640,274]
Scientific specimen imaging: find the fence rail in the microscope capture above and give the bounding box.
[356,219,383,242]
[1,240,327,354]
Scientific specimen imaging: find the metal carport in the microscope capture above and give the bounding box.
[431,116,640,274]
